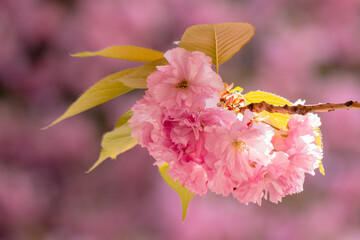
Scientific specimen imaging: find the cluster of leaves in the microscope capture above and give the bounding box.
[46,23,323,220]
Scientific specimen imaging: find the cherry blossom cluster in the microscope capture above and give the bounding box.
[129,47,323,204]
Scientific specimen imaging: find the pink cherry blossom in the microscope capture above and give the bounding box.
[130,106,239,195]
[128,92,164,149]
[205,110,274,183]
[130,47,323,206]
[147,47,224,112]
[232,113,323,205]
[166,108,238,194]
[204,153,236,196]
[273,113,322,175]
[232,151,290,205]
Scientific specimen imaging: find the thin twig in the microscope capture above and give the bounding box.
[237,101,360,115]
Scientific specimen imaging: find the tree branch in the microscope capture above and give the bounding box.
[237,101,360,115]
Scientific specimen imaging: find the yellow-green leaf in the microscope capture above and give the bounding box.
[230,86,243,93]
[244,91,292,130]
[244,90,324,174]
[87,122,137,173]
[71,45,164,62]
[178,22,255,72]
[115,110,133,128]
[316,129,325,175]
[117,58,168,88]
[45,69,135,128]
[159,163,194,221]
[244,91,292,106]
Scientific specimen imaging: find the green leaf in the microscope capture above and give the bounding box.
[117,58,168,89]
[71,45,164,62]
[178,22,255,72]
[244,90,324,175]
[115,110,133,128]
[45,69,135,128]
[87,122,137,173]
[159,163,194,221]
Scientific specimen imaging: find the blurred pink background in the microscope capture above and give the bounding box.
[1,0,360,239]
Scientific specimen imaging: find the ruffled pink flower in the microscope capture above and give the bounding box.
[272,113,322,175]
[205,110,274,183]
[232,113,323,205]
[199,107,238,131]
[167,108,237,194]
[130,98,239,195]
[128,92,164,149]
[204,153,236,196]
[147,47,224,112]
[130,46,323,205]
[153,108,238,195]
[232,151,290,205]
[167,160,208,195]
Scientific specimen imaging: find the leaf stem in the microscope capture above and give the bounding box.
[213,25,219,73]
[237,101,360,115]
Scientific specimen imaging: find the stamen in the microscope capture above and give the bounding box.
[233,140,248,152]
[250,162,256,168]
[175,79,189,89]
[219,89,246,112]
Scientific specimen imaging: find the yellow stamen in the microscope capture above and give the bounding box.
[175,80,189,89]
[233,140,248,152]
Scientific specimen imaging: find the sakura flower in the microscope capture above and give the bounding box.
[147,47,224,112]
[272,113,322,175]
[168,108,238,193]
[167,159,208,195]
[129,46,324,207]
[232,151,290,205]
[205,110,274,183]
[204,153,236,196]
[199,107,238,131]
[232,113,323,205]
[130,96,239,195]
[151,108,238,195]
[128,92,164,149]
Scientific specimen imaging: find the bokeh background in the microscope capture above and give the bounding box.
[1,0,360,239]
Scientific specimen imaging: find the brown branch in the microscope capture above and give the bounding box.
[237,101,360,115]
